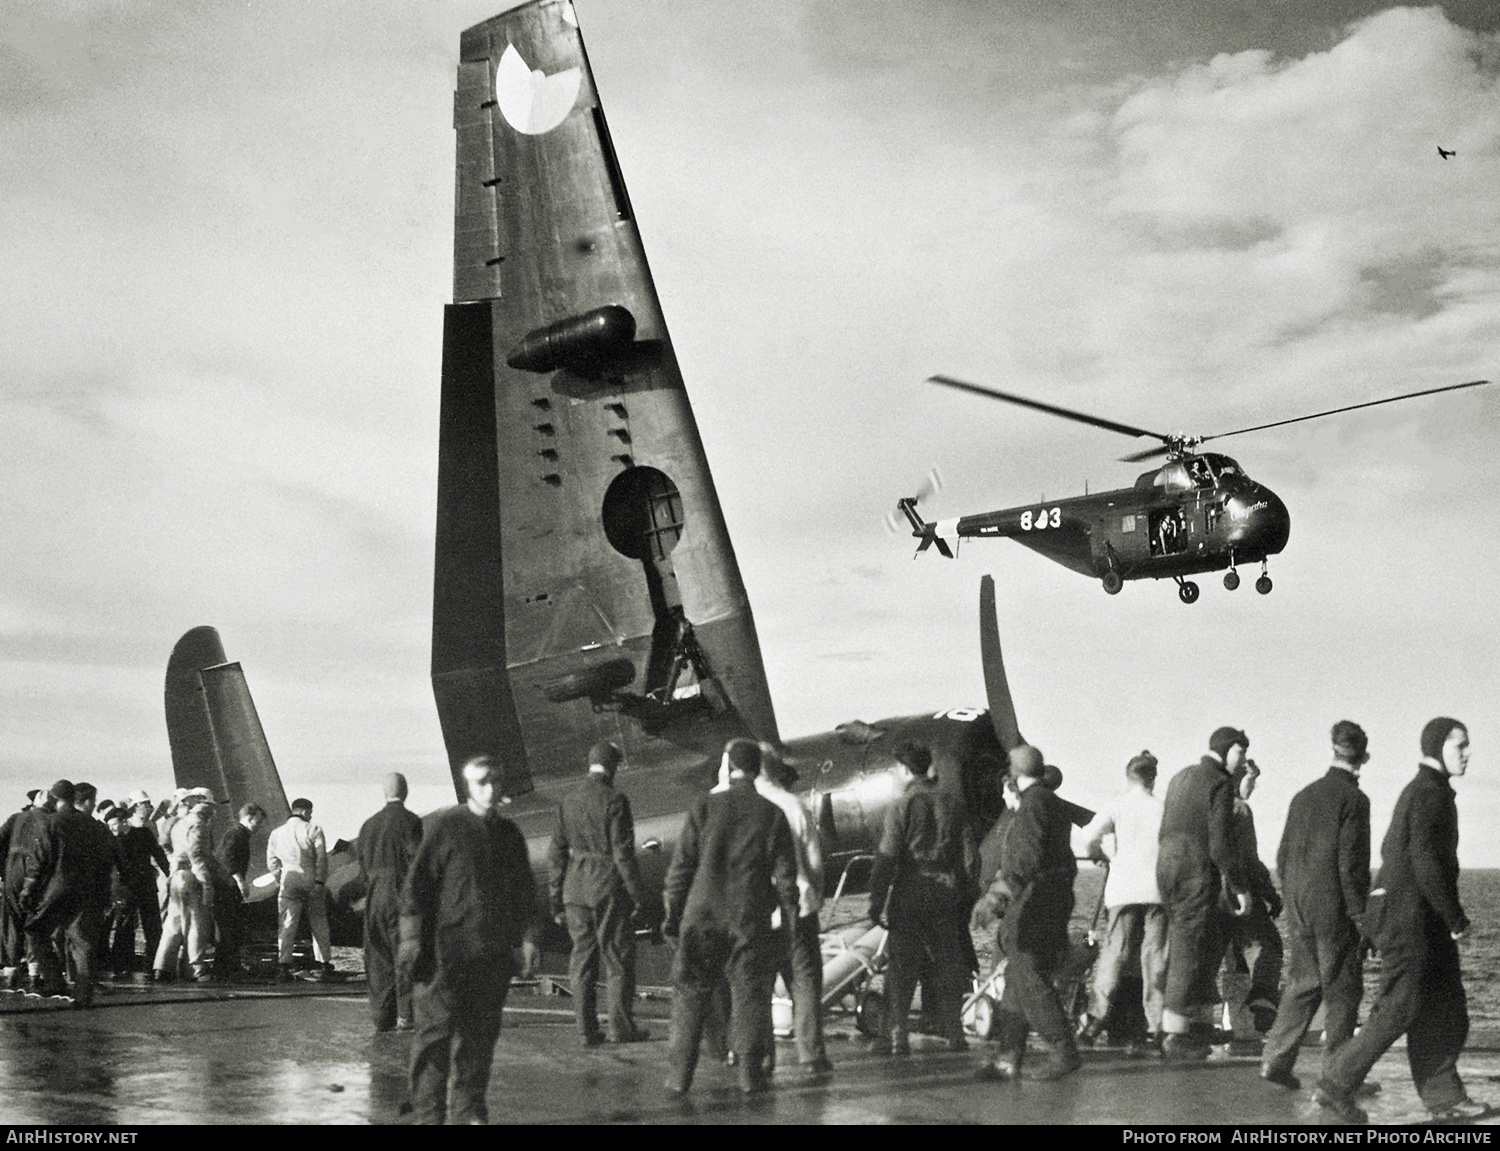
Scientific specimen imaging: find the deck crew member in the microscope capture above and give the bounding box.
[267,798,333,982]
[214,803,267,979]
[1314,719,1489,1124]
[400,755,540,1125]
[24,781,117,1005]
[152,788,218,983]
[0,789,52,988]
[1157,727,1252,1060]
[117,791,169,974]
[1221,756,1284,1036]
[548,742,649,1046]
[661,739,798,1095]
[868,739,977,1056]
[972,744,1080,1081]
[1260,721,1371,1091]
[1077,751,1166,1051]
[756,742,833,1080]
[358,775,422,1032]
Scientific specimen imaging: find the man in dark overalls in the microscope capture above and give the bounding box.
[400,756,540,1125]
[972,744,1079,1080]
[359,774,422,1032]
[662,739,798,1095]
[868,739,976,1056]
[1157,727,1252,1060]
[548,741,649,1045]
[1260,720,1371,1091]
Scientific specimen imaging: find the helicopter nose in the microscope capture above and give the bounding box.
[1245,487,1290,556]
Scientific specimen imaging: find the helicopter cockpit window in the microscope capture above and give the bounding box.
[1152,464,1192,493]
[1186,456,1216,490]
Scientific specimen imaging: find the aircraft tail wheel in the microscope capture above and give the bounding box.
[1223,570,1240,591]
[855,988,885,1038]
[1178,581,1200,604]
[1255,575,1273,595]
[1102,571,1123,595]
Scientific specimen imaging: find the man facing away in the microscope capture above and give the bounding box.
[1077,751,1167,1052]
[1314,718,1490,1124]
[548,741,649,1047]
[266,797,333,982]
[213,803,266,980]
[1156,726,1253,1060]
[399,755,540,1125]
[152,788,219,983]
[23,781,117,1006]
[1221,756,1284,1037]
[756,742,833,1080]
[0,788,52,989]
[868,739,977,1057]
[662,738,798,1096]
[1259,720,1371,1092]
[116,790,169,975]
[971,745,1080,1081]
[358,774,422,1032]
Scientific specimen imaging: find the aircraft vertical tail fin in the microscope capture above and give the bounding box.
[165,626,290,866]
[433,1,781,798]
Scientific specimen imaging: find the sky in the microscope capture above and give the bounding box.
[1,1,1498,858]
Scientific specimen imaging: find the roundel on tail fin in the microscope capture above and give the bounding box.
[496,43,582,135]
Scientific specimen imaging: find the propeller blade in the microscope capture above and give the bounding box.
[1202,379,1490,444]
[929,375,1171,444]
[1119,443,1172,463]
[979,575,1023,751]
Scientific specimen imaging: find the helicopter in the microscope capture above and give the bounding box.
[896,375,1490,603]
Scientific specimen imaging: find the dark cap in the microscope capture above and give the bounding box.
[1421,717,1465,761]
[1041,764,1064,790]
[893,739,932,774]
[725,738,761,778]
[49,780,75,802]
[588,741,624,772]
[1330,720,1368,760]
[1209,727,1249,760]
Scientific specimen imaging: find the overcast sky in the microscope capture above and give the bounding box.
[2,1,1497,857]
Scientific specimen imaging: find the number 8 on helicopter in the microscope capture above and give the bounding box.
[894,375,1488,604]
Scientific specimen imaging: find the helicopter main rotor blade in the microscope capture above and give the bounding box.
[928,375,1171,444]
[1119,443,1173,463]
[1202,379,1490,444]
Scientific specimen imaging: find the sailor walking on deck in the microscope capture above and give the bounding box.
[1156,727,1252,1060]
[1314,718,1490,1124]
[360,774,423,1032]
[661,739,799,1095]
[548,741,649,1047]
[400,755,541,1125]
[1260,721,1371,1092]
[972,745,1080,1081]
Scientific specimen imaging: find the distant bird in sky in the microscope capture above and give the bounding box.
[1438,146,1456,159]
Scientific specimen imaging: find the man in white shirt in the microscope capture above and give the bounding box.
[1076,751,1167,1051]
[756,743,832,1080]
[265,797,333,982]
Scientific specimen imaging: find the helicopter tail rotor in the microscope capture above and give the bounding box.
[884,465,944,534]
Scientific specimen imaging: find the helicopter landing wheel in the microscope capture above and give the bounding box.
[1255,575,1273,595]
[1177,580,1200,604]
[1102,571,1123,595]
[1223,570,1240,591]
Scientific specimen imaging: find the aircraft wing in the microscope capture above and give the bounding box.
[433,1,780,800]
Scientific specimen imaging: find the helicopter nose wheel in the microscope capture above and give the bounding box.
[1255,561,1273,595]
[1223,570,1240,592]
[1102,571,1123,595]
[1175,578,1200,604]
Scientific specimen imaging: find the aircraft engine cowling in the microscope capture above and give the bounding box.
[505,304,637,374]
